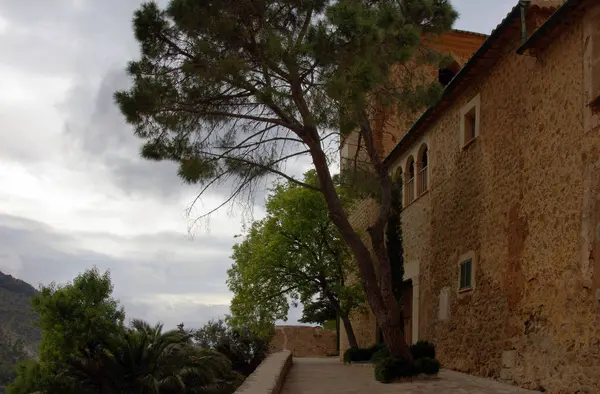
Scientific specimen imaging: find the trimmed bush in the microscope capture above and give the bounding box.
[374,357,398,383]
[410,340,436,360]
[344,344,387,364]
[413,357,441,375]
[343,347,371,364]
[374,356,415,383]
[367,343,386,355]
[370,346,390,363]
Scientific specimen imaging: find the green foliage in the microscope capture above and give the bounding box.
[298,297,336,325]
[387,172,404,305]
[374,342,440,383]
[410,340,436,360]
[194,319,271,377]
[227,171,362,344]
[374,356,415,383]
[8,268,243,394]
[343,344,385,364]
[374,356,399,383]
[371,345,390,364]
[116,0,457,213]
[119,0,456,358]
[31,268,125,366]
[413,357,440,375]
[322,320,337,331]
[63,319,241,394]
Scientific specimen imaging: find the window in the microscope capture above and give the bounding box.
[464,108,476,141]
[460,94,481,148]
[584,7,600,132]
[416,143,428,195]
[404,156,415,204]
[459,259,473,290]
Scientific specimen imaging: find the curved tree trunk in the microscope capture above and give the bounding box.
[339,314,359,349]
[305,129,412,360]
[321,278,359,349]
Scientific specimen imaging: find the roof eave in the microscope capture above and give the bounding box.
[384,3,524,167]
[516,0,582,55]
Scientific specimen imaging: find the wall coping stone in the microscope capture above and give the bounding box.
[234,351,293,394]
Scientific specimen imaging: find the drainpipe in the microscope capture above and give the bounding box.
[519,0,531,44]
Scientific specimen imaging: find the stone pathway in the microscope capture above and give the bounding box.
[281,358,537,394]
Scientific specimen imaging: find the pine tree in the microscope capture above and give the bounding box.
[116,0,457,358]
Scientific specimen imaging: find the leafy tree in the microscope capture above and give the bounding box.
[117,0,457,357]
[297,296,336,325]
[32,268,126,367]
[9,269,241,394]
[228,171,361,347]
[194,319,270,377]
[63,319,241,394]
[8,268,126,394]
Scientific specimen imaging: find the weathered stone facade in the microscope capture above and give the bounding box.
[341,0,600,392]
[270,326,336,358]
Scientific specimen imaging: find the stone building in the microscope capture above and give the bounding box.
[340,0,600,392]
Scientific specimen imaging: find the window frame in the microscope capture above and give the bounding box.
[457,251,477,294]
[459,259,473,290]
[416,143,429,196]
[460,94,481,148]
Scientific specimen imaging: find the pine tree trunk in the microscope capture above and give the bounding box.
[305,132,412,360]
[340,314,359,349]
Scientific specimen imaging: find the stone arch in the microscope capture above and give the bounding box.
[416,143,429,195]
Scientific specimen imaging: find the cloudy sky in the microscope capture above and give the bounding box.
[0,0,517,329]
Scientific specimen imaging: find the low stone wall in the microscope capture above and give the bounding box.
[270,325,337,357]
[234,351,292,394]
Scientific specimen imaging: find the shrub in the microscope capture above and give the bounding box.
[374,356,415,383]
[410,340,436,360]
[374,357,397,383]
[370,346,390,363]
[367,343,386,355]
[194,319,271,376]
[343,347,372,364]
[413,357,441,375]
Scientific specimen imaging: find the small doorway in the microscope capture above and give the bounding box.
[376,279,413,345]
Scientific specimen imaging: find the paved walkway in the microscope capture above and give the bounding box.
[281,358,536,394]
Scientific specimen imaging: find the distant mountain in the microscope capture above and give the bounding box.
[0,271,41,392]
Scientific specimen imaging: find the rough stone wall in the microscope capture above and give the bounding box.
[270,326,336,358]
[340,31,484,358]
[407,9,600,393]
[343,4,600,393]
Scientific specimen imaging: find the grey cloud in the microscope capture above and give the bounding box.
[0,214,235,329]
[0,0,140,77]
[0,0,319,207]
[62,68,194,199]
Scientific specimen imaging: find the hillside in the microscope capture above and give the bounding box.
[0,271,41,392]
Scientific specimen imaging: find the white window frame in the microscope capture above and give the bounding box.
[457,250,477,294]
[460,94,481,148]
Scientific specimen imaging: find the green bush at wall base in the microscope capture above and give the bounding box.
[374,355,441,383]
[413,357,441,375]
[374,356,415,383]
[410,340,436,360]
[371,346,390,363]
[343,344,386,364]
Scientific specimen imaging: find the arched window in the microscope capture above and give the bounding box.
[438,59,461,87]
[417,143,428,195]
[404,156,415,204]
